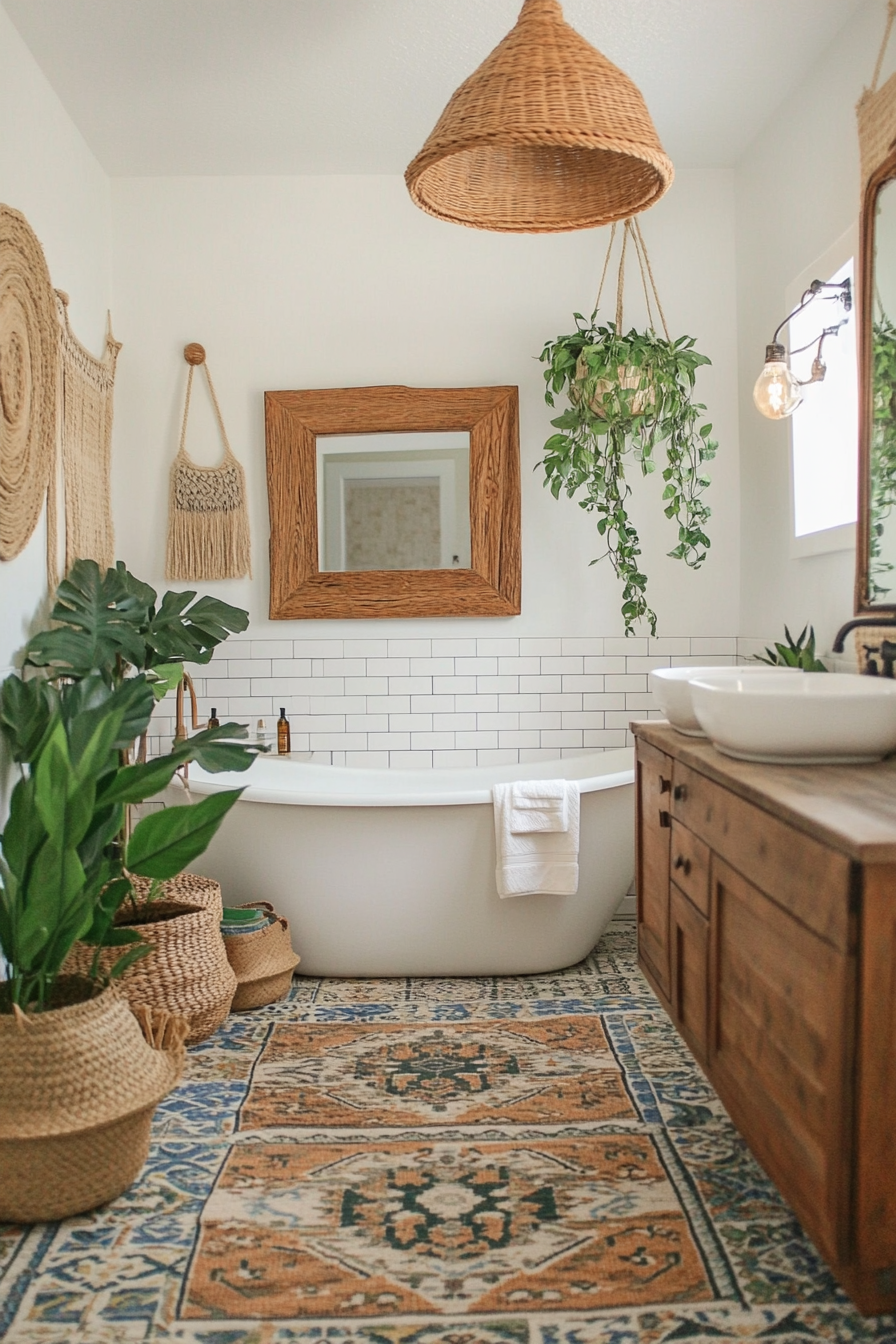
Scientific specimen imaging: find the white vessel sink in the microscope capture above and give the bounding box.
[689,671,896,764]
[649,664,802,736]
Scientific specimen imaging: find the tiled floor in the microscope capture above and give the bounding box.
[1,918,895,1343]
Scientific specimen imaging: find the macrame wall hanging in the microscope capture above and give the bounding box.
[166,343,251,581]
[857,0,896,190]
[0,204,59,574]
[56,289,121,576]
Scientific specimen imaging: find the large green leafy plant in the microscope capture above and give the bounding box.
[539,314,717,636]
[0,561,261,1012]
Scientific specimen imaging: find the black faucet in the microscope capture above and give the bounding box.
[831,615,896,653]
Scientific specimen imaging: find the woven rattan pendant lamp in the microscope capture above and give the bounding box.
[405,0,674,233]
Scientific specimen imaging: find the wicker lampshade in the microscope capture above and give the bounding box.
[405,0,674,233]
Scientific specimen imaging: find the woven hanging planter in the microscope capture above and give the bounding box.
[0,981,185,1222]
[0,204,59,561]
[65,897,236,1045]
[222,901,301,1011]
[405,0,673,233]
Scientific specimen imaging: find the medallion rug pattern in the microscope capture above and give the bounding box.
[1,919,894,1343]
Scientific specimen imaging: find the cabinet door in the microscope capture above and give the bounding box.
[636,739,673,998]
[670,883,709,1064]
[709,857,853,1267]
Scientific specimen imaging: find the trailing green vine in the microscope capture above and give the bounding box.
[869,311,896,601]
[539,312,717,635]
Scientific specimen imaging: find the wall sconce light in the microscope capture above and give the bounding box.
[753,277,852,420]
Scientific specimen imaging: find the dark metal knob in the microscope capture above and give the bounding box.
[659,810,671,828]
[659,776,671,793]
[674,855,692,875]
[673,784,687,802]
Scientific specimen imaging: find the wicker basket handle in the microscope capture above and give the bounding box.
[133,1004,190,1053]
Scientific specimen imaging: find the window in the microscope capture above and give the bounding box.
[788,228,859,557]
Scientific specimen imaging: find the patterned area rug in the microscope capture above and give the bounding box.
[1,917,895,1343]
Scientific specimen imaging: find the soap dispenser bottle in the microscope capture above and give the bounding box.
[277,707,291,755]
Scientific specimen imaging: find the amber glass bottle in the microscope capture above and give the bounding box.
[207,707,220,728]
[277,707,291,755]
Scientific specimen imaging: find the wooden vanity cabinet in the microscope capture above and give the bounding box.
[633,720,896,1316]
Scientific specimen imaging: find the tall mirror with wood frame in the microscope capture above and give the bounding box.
[265,385,521,619]
[857,146,896,613]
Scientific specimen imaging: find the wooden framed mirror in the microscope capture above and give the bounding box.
[265,384,521,619]
[856,145,896,613]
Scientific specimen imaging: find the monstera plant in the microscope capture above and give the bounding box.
[539,314,717,636]
[0,560,261,1012]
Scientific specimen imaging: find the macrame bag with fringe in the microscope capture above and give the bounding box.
[166,345,251,580]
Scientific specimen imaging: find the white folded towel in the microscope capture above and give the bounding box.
[493,780,580,898]
[508,779,569,833]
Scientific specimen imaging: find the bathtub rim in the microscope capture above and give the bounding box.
[180,745,635,808]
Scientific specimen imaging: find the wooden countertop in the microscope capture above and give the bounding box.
[632,719,896,864]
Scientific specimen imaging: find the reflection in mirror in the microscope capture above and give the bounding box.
[317,433,471,573]
[869,177,896,602]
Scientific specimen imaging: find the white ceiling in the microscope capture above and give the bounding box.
[3,0,866,176]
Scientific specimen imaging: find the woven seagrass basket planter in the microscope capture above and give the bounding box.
[0,980,185,1223]
[223,902,301,1011]
[66,897,236,1045]
[571,354,656,417]
[130,871,223,916]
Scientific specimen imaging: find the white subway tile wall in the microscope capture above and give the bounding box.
[141,635,761,767]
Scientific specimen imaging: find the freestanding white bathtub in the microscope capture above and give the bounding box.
[174,749,635,977]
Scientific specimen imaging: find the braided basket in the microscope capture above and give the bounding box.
[130,872,223,916]
[223,902,301,1011]
[66,896,236,1045]
[0,981,185,1222]
[405,0,673,233]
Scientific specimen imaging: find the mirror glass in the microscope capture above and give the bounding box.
[316,432,471,572]
[868,177,896,603]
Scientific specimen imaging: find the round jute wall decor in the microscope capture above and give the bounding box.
[0,204,58,561]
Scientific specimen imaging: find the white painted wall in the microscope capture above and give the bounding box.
[110,169,740,646]
[736,0,894,653]
[0,2,111,672]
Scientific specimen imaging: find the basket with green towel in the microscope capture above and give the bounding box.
[221,902,300,1010]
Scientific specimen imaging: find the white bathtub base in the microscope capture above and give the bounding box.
[178,748,635,977]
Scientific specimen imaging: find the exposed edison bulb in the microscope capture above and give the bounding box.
[753,344,802,420]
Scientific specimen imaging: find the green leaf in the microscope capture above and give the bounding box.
[149,662,185,700]
[0,675,57,764]
[144,590,249,667]
[125,788,244,879]
[96,754,183,806]
[23,559,148,682]
[1,776,46,880]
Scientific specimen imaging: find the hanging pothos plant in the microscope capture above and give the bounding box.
[538,219,717,636]
[869,311,896,601]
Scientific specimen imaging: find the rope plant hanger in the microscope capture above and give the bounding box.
[166,343,251,582]
[857,0,896,190]
[0,204,59,564]
[538,219,716,635]
[405,0,673,233]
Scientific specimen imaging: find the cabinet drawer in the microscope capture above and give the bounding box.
[670,821,710,916]
[671,761,852,950]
